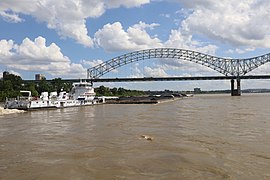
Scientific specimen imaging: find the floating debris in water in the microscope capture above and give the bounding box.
[141,135,153,141]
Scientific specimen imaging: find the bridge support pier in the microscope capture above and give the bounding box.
[231,79,241,96]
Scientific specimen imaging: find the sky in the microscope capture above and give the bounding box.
[1,0,270,91]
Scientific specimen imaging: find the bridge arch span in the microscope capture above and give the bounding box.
[87,48,270,79]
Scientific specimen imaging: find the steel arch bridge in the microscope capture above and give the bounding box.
[87,48,270,96]
[87,48,270,79]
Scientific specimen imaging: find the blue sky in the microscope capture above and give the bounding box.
[1,0,270,90]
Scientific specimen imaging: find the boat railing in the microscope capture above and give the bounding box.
[5,97,17,102]
[19,96,31,101]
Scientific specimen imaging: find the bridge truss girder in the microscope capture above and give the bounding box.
[87,48,270,79]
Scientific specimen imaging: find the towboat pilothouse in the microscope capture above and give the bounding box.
[4,81,97,110]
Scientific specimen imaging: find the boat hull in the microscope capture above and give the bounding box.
[4,99,97,110]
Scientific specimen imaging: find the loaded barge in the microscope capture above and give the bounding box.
[105,94,184,104]
[4,80,190,110]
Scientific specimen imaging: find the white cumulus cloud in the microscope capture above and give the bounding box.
[94,21,162,52]
[0,39,14,56]
[0,11,23,23]
[176,0,270,49]
[0,0,150,47]
[94,20,218,55]
[81,59,104,68]
[164,29,218,54]
[144,66,168,77]
[0,36,87,78]
[105,0,150,8]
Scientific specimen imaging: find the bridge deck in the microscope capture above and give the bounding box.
[24,75,270,83]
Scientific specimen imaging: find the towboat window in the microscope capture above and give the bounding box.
[20,91,31,97]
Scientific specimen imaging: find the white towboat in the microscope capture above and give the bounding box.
[4,81,98,110]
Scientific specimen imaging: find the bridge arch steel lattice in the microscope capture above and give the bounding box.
[87,48,270,79]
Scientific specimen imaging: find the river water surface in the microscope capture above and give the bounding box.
[1,94,270,179]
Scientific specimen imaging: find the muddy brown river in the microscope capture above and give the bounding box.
[1,94,270,179]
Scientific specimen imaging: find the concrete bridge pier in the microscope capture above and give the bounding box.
[231,78,241,96]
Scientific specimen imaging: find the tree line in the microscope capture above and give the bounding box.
[95,86,145,97]
[0,73,145,101]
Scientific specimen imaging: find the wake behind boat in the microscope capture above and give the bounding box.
[4,81,98,110]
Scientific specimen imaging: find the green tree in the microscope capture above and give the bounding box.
[51,78,64,92]
[94,86,145,97]
[36,79,52,94]
[95,85,111,96]
[111,87,118,96]
[0,73,23,100]
[3,73,22,91]
[3,80,13,91]
[25,83,39,97]
[117,87,126,96]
